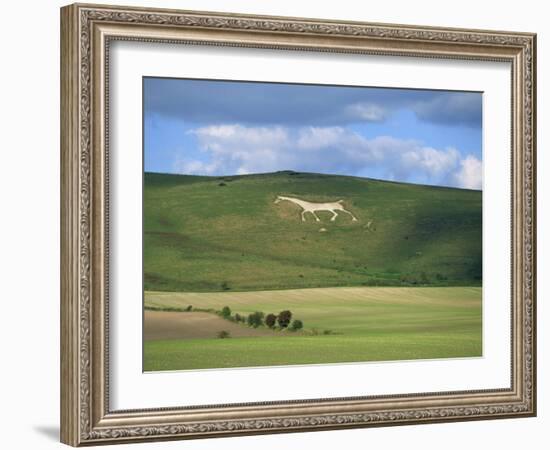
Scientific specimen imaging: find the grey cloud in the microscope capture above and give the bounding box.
[145,78,481,128]
[413,93,482,127]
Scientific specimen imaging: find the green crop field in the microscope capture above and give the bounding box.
[143,171,482,371]
[143,287,482,371]
[144,171,482,293]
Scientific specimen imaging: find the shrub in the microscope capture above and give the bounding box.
[265,313,277,328]
[323,329,333,335]
[221,306,231,318]
[221,281,230,291]
[185,305,193,312]
[362,278,381,286]
[247,311,264,328]
[290,319,303,331]
[235,313,243,323]
[277,310,292,328]
[217,330,231,339]
[420,272,430,284]
[400,274,418,285]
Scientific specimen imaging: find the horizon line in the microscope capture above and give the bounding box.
[143,170,482,192]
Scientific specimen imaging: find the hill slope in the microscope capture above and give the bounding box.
[144,171,482,292]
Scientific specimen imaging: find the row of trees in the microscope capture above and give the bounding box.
[220,307,303,331]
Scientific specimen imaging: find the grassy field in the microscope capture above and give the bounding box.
[144,310,276,340]
[143,171,482,371]
[143,287,482,371]
[144,171,482,293]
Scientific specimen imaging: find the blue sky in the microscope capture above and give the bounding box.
[144,77,482,189]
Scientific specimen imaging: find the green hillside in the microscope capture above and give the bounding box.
[144,171,482,293]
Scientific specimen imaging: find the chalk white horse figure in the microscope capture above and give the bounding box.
[274,196,358,222]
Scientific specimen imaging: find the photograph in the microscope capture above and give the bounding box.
[142,78,483,372]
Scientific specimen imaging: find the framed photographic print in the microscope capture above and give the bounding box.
[60,3,537,446]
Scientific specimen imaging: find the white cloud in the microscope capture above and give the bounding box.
[344,102,388,122]
[452,155,483,189]
[186,125,293,175]
[399,147,460,179]
[181,124,481,189]
[173,158,221,175]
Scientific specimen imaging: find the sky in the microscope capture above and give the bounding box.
[143,77,482,189]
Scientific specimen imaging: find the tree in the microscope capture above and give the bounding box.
[247,311,264,328]
[221,306,231,318]
[265,313,277,328]
[277,310,292,328]
[290,319,303,331]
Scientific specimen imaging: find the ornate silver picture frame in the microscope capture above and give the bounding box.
[60,3,536,446]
